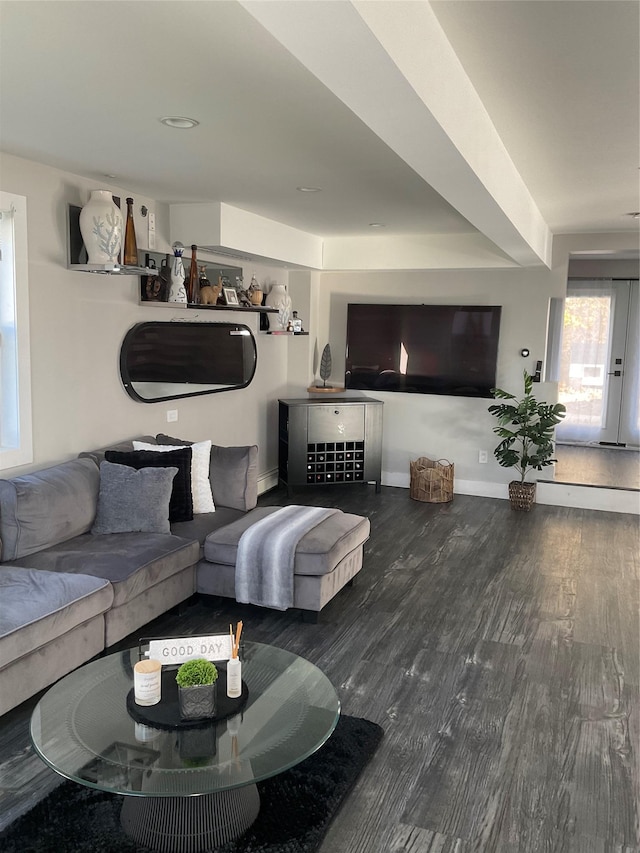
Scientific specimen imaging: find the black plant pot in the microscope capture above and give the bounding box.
[178,683,217,720]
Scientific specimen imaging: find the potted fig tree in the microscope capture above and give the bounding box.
[489,370,566,510]
[175,658,218,720]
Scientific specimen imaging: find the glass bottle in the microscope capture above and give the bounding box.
[123,197,138,266]
[186,244,199,304]
[226,656,242,699]
[198,264,210,288]
[292,311,303,333]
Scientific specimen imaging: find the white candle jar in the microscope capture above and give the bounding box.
[134,659,162,706]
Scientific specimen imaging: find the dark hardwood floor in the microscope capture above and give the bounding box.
[1,485,638,852]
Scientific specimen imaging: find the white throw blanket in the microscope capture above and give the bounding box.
[235,505,339,610]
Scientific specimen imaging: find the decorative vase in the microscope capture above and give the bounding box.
[178,683,217,720]
[185,245,199,304]
[508,481,536,511]
[265,283,292,331]
[168,249,187,303]
[123,197,138,266]
[79,190,123,263]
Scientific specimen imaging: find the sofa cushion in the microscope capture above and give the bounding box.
[6,533,199,608]
[134,439,215,514]
[170,507,246,551]
[156,435,258,512]
[203,506,370,576]
[105,447,193,523]
[0,458,100,562]
[92,461,177,535]
[0,566,113,669]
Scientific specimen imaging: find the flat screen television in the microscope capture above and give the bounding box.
[345,303,501,398]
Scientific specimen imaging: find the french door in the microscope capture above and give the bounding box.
[556,280,639,447]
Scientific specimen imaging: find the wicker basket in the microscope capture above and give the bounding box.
[409,457,454,503]
[508,481,536,511]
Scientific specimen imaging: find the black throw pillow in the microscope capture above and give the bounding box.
[104,447,193,523]
[156,433,192,446]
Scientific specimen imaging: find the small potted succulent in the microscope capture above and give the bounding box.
[175,658,218,720]
[489,369,566,511]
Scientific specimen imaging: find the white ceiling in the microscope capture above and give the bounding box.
[0,0,638,265]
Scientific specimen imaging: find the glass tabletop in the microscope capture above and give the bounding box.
[30,642,340,798]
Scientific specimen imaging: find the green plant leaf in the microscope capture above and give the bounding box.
[175,658,218,687]
[490,388,516,400]
[488,370,565,481]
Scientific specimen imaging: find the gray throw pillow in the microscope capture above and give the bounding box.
[156,435,257,511]
[104,447,193,523]
[91,461,177,535]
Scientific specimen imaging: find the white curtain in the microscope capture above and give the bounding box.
[555,280,615,443]
[620,282,640,446]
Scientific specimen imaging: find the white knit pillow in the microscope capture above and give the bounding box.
[133,439,215,514]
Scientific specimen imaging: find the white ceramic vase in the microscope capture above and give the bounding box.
[265,283,292,331]
[79,190,123,263]
[168,254,187,303]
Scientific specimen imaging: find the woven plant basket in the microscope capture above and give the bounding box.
[508,481,536,511]
[409,457,454,503]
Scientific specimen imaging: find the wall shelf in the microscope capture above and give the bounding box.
[138,300,278,314]
[70,262,158,276]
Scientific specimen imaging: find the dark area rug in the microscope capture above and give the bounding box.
[0,715,382,853]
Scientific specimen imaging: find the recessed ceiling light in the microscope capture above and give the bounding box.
[159,116,199,129]
[369,222,385,228]
[296,186,322,193]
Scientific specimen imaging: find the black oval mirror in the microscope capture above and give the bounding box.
[120,321,257,403]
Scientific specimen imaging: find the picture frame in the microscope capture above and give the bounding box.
[222,287,240,306]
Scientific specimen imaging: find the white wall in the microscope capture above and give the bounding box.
[303,266,566,494]
[0,152,294,482]
[2,151,636,504]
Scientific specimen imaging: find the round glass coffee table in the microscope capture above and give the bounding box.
[30,642,340,853]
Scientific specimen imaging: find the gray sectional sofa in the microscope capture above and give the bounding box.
[0,435,369,716]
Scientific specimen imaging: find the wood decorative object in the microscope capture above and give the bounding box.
[307,385,344,394]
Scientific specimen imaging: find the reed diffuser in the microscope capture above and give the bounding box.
[227,620,243,698]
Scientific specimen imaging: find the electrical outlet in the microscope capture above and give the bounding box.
[478,450,488,463]
[166,410,178,423]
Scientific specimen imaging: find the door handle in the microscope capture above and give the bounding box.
[607,370,622,377]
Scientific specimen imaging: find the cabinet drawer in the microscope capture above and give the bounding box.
[308,405,365,442]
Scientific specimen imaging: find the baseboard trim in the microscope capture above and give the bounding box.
[258,468,279,495]
[382,472,638,514]
[382,471,506,499]
[536,481,639,514]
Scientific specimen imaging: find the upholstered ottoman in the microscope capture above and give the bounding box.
[196,507,369,620]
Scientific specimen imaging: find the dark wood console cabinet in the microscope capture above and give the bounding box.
[278,397,383,492]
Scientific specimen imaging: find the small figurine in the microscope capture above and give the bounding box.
[248,274,263,305]
[198,265,219,305]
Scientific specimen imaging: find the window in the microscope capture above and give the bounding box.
[0,191,32,469]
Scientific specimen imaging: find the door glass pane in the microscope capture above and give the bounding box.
[620,281,640,446]
[557,294,613,440]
